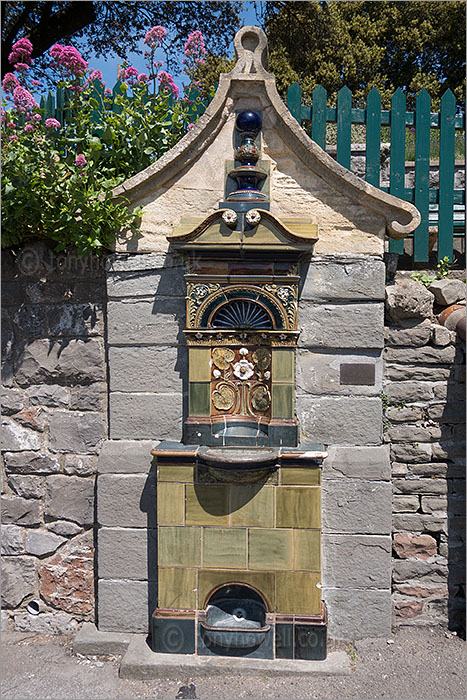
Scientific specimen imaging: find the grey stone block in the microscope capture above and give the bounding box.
[432,441,466,459]
[97,474,155,527]
[428,402,465,423]
[386,381,433,402]
[107,266,185,298]
[28,384,68,407]
[109,393,183,441]
[296,350,382,396]
[323,445,390,480]
[49,411,105,454]
[7,475,44,499]
[25,529,66,556]
[420,496,448,514]
[385,405,423,422]
[392,513,447,533]
[385,365,451,382]
[97,580,149,633]
[47,520,82,537]
[433,381,465,401]
[47,303,103,337]
[63,455,96,477]
[388,424,440,443]
[107,298,185,345]
[392,495,420,513]
[1,524,25,555]
[1,388,25,415]
[392,559,448,585]
[69,384,106,411]
[1,556,36,607]
[323,535,391,588]
[429,279,465,305]
[300,257,385,301]
[296,396,382,445]
[106,252,181,273]
[298,302,384,349]
[13,611,78,635]
[45,475,94,525]
[98,528,157,580]
[15,338,104,386]
[385,279,434,322]
[324,588,392,639]
[1,496,40,526]
[322,480,392,534]
[109,346,186,393]
[2,418,41,451]
[12,304,48,338]
[73,622,132,655]
[390,443,432,463]
[3,452,60,475]
[98,440,156,474]
[431,324,453,347]
[385,322,432,347]
[393,478,448,495]
[384,346,456,365]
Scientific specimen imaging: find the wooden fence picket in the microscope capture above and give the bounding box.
[413,89,431,262]
[438,89,456,261]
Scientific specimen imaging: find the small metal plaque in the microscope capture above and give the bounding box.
[340,363,376,386]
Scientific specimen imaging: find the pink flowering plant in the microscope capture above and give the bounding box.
[2,28,210,255]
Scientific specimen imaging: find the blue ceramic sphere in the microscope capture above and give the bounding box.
[236,110,262,135]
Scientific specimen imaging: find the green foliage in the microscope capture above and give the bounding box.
[192,53,235,99]
[409,272,438,288]
[263,1,466,109]
[436,256,452,279]
[410,256,453,287]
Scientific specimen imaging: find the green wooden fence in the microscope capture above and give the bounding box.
[287,83,465,263]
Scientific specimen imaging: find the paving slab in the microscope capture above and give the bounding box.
[119,634,350,679]
[73,622,131,655]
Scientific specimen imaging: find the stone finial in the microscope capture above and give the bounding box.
[232,26,270,76]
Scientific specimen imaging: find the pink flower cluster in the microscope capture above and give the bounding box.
[75,154,87,168]
[8,37,33,71]
[158,71,179,98]
[118,65,150,87]
[45,118,61,130]
[88,69,103,83]
[2,72,20,95]
[183,30,206,62]
[50,44,88,79]
[12,86,38,114]
[144,25,166,49]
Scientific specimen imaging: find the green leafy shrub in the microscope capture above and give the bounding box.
[2,28,207,255]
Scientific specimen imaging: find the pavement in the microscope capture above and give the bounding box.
[1,626,465,700]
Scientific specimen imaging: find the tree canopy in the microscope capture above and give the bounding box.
[262,1,466,108]
[1,1,242,78]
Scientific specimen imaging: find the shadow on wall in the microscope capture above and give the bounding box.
[139,459,158,630]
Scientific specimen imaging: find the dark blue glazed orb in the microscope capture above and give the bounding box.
[236,110,262,135]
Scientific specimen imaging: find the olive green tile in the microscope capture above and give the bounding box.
[157,483,184,525]
[272,349,295,383]
[276,572,321,615]
[198,569,275,611]
[189,348,211,382]
[248,529,292,570]
[272,384,294,418]
[203,528,246,569]
[281,467,321,486]
[189,382,210,417]
[230,485,274,527]
[294,530,321,572]
[159,526,201,567]
[158,567,197,610]
[276,487,321,529]
[158,465,194,483]
[185,484,229,526]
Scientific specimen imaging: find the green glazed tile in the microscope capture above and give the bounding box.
[157,483,184,525]
[158,567,197,610]
[185,484,229,526]
[189,382,210,417]
[203,528,247,569]
[276,487,321,529]
[248,529,292,570]
[294,530,321,572]
[230,485,274,527]
[281,467,321,486]
[159,526,201,567]
[272,349,295,383]
[272,384,294,418]
[198,569,275,611]
[158,465,194,483]
[189,348,211,382]
[275,572,321,615]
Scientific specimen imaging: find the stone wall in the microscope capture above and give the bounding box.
[1,243,107,633]
[384,276,466,632]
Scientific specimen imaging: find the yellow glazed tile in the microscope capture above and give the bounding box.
[271,384,293,418]
[158,465,194,483]
[189,348,211,382]
[158,567,197,610]
[157,483,184,525]
[189,382,210,416]
[203,528,247,569]
[198,569,275,611]
[281,468,321,486]
[276,487,321,529]
[158,526,201,567]
[248,529,292,570]
[230,485,274,527]
[185,484,229,526]
[272,349,295,383]
[294,530,321,572]
[275,572,321,615]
